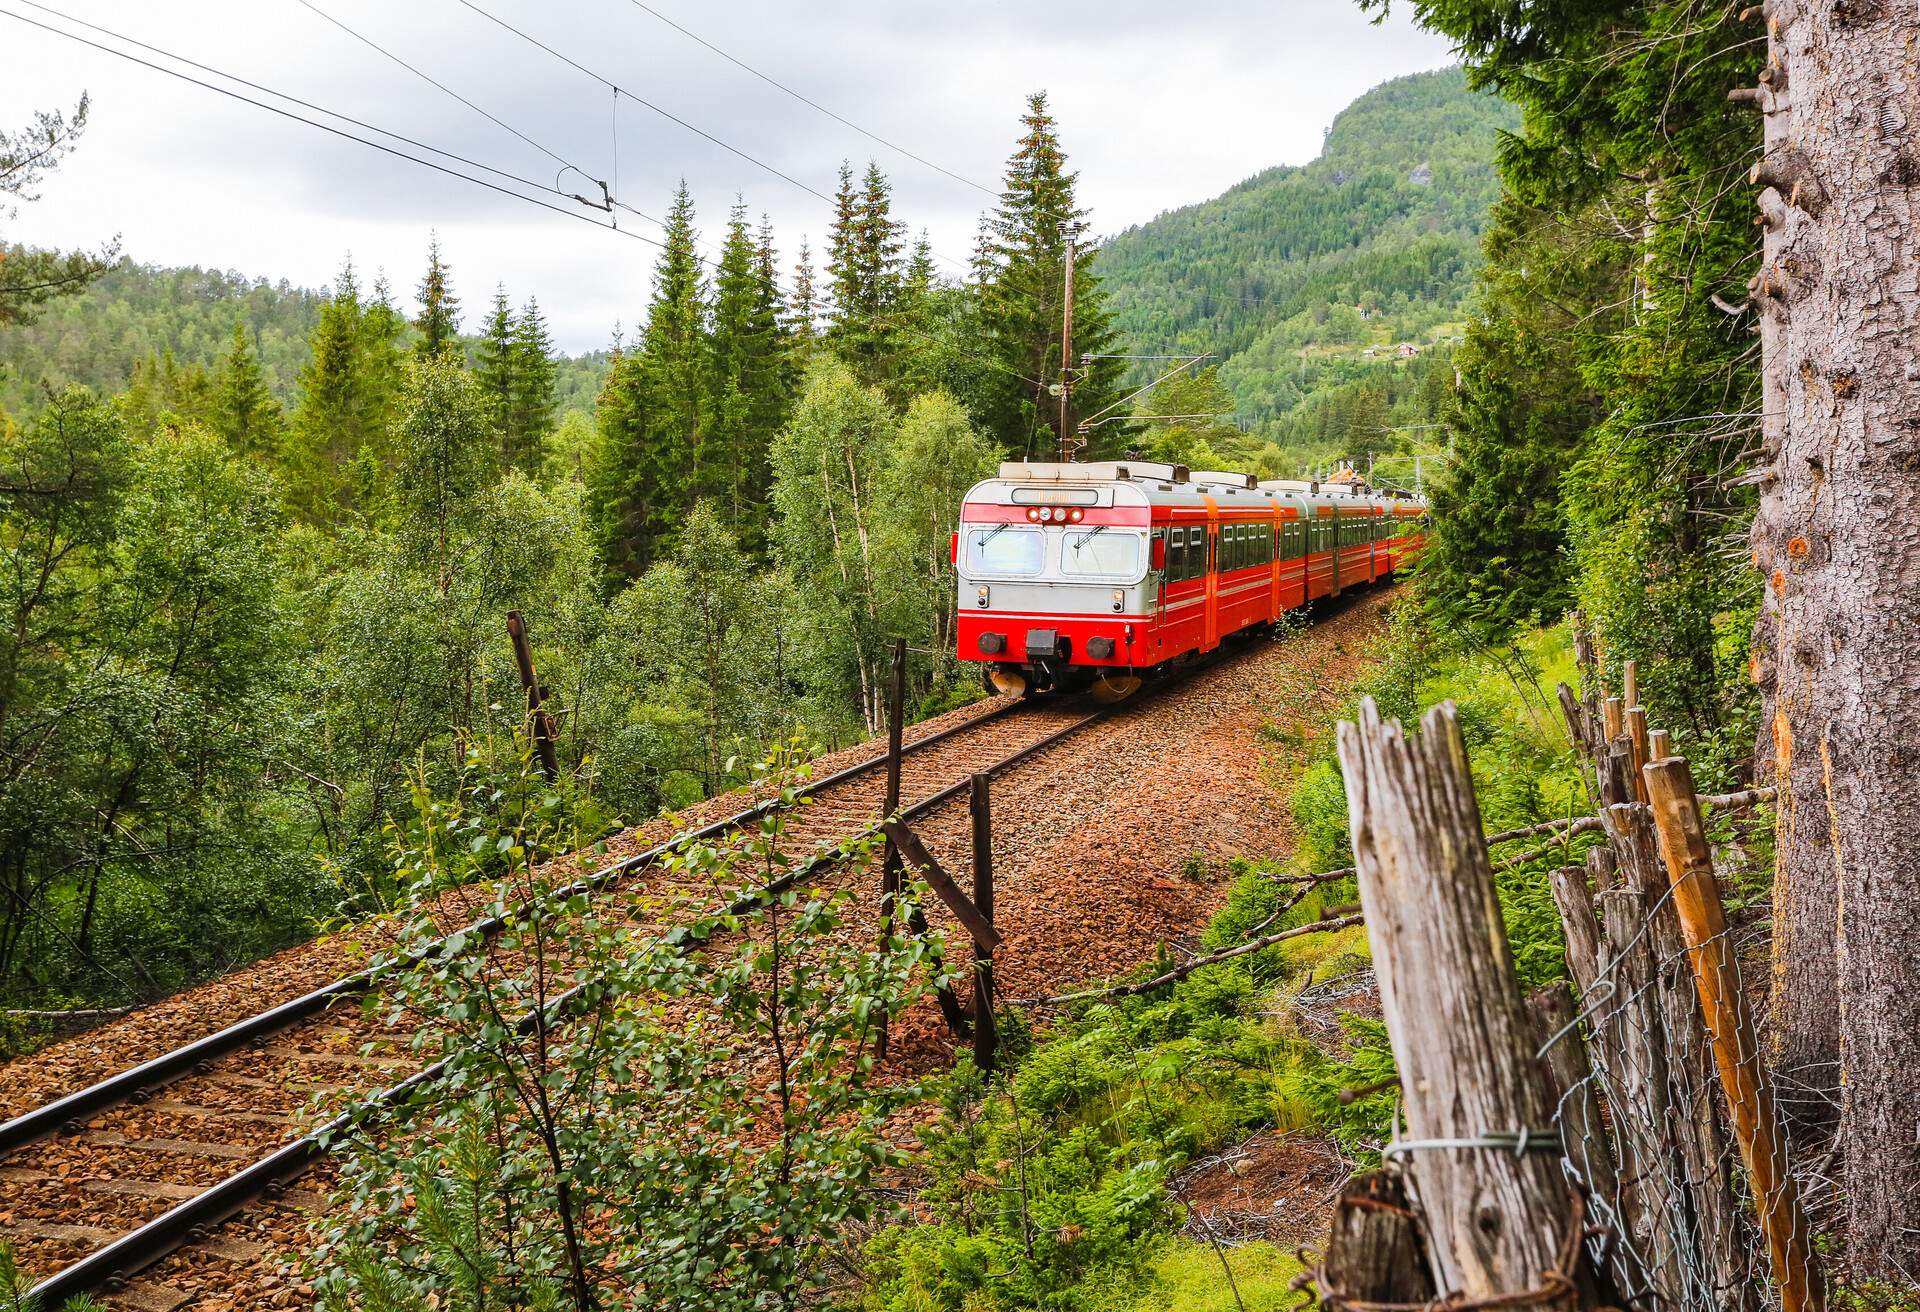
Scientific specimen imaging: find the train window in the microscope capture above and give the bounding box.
[1168,528,1188,581]
[1062,528,1143,578]
[966,525,1044,576]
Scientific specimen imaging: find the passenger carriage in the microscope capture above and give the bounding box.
[953,460,1427,699]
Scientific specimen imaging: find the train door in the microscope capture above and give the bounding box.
[1329,509,1342,597]
[1269,509,1283,617]
[1202,497,1221,650]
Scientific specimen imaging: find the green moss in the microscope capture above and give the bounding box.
[1123,1240,1307,1312]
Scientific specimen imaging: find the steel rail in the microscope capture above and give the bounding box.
[28,697,1117,1306]
[0,697,1032,1160]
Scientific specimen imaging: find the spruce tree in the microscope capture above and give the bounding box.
[413,231,462,358]
[591,182,705,575]
[474,286,516,423]
[825,161,904,381]
[214,318,284,458]
[975,93,1121,458]
[505,297,558,474]
[750,215,793,449]
[360,274,406,436]
[789,236,819,359]
[637,181,706,551]
[284,257,397,522]
[705,202,759,519]
[588,337,653,579]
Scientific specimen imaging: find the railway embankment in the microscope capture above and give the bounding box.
[0,588,1397,1310]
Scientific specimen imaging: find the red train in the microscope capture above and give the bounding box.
[954,460,1427,699]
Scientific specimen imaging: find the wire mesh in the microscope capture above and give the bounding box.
[1537,816,1819,1312]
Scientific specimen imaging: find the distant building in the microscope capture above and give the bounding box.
[1362,346,1380,358]
[1395,342,1421,358]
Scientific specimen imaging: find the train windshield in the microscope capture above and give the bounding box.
[966,525,1045,575]
[1061,527,1143,578]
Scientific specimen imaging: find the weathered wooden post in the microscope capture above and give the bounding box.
[1625,705,1651,804]
[1336,699,1594,1304]
[1643,757,1824,1312]
[969,772,997,1073]
[1602,695,1625,745]
[505,610,559,781]
[875,636,907,1062]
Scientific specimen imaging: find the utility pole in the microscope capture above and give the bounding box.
[1058,226,1076,464]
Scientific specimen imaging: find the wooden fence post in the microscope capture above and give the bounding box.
[1625,705,1651,804]
[1643,758,1824,1312]
[1336,698,1594,1304]
[969,773,997,1073]
[505,610,559,782]
[875,637,907,1063]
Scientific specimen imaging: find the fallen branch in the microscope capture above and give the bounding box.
[1024,913,1365,1006]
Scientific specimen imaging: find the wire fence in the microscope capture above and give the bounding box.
[1300,653,1827,1312]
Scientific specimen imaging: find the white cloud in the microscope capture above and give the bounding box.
[3,0,1455,351]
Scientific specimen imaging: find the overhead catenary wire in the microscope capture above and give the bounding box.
[448,0,977,273]
[0,5,669,251]
[448,0,833,207]
[5,0,669,226]
[617,0,996,197]
[294,0,606,204]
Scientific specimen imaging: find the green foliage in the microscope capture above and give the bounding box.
[1378,0,1764,782]
[860,869,1377,1312]
[310,751,948,1312]
[0,390,325,1009]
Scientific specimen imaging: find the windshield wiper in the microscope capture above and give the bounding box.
[1070,524,1108,553]
[979,523,1012,546]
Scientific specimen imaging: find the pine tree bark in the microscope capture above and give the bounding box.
[1749,0,1920,1278]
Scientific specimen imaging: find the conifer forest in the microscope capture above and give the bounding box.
[0,3,1916,1310]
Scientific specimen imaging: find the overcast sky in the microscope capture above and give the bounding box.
[4,0,1455,353]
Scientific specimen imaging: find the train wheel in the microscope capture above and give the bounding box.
[986,666,1030,698]
[1089,671,1143,704]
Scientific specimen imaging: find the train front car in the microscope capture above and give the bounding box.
[955,461,1165,700]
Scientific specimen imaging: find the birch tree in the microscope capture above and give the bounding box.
[769,361,892,736]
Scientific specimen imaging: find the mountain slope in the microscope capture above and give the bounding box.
[1096,67,1517,439]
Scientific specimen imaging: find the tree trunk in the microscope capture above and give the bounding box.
[1749,0,1920,1278]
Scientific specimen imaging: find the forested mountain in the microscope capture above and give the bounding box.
[1095,68,1516,464]
[0,252,610,417]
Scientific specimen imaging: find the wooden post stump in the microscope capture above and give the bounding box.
[505,610,559,782]
[969,772,997,1073]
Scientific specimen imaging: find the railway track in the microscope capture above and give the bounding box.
[0,690,1119,1309]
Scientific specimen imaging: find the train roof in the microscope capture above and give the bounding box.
[978,461,1427,516]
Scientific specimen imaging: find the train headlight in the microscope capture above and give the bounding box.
[1069,508,1084,522]
[1026,508,1042,522]
[976,585,990,608]
[1112,589,1125,613]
